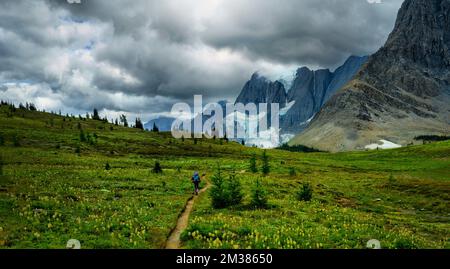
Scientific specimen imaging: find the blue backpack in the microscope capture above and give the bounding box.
[192,173,200,182]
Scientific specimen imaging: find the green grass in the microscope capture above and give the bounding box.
[0,105,449,249]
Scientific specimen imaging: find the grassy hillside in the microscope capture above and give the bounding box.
[0,105,449,249]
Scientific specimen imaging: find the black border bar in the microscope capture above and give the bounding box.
[0,250,447,268]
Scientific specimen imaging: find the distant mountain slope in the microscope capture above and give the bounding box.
[145,101,228,134]
[144,116,175,132]
[291,0,450,152]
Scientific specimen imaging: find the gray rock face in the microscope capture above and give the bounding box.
[284,56,368,133]
[235,73,287,106]
[381,0,450,69]
[282,67,333,132]
[235,56,367,133]
[291,0,450,152]
[326,56,369,101]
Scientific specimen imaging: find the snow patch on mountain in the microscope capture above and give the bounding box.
[365,140,402,150]
[280,101,296,116]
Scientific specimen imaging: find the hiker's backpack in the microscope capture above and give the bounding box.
[192,174,200,182]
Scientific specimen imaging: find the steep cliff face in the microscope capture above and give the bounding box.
[281,56,368,133]
[325,56,369,101]
[282,68,333,132]
[291,0,450,152]
[235,73,287,106]
[235,56,367,134]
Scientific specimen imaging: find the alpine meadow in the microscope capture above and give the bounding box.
[0,104,448,249]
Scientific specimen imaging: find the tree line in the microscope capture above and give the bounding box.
[0,101,161,132]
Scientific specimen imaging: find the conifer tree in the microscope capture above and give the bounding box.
[152,122,159,132]
[261,150,270,176]
[227,170,243,206]
[135,118,144,130]
[152,161,163,174]
[250,178,268,208]
[249,153,258,173]
[93,108,100,120]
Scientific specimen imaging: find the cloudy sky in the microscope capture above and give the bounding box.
[0,0,403,122]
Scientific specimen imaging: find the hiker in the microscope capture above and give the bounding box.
[191,171,201,195]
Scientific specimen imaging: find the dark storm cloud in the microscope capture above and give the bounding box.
[199,0,404,67]
[0,0,404,119]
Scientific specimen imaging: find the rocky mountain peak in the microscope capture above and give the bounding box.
[380,0,450,69]
[235,73,287,106]
[250,72,266,81]
[291,0,450,152]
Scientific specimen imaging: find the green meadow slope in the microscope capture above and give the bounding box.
[0,105,449,249]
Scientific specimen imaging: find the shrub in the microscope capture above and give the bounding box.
[250,178,268,209]
[79,130,87,142]
[297,182,313,202]
[161,181,167,191]
[276,143,322,153]
[210,167,228,209]
[414,135,450,142]
[208,145,212,157]
[87,133,96,145]
[289,167,296,176]
[0,155,3,176]
[261,150,270,176]
[388,174,396,186]
[249,154,257,173]
[393,238,416,249]
[13,135,20,147]
[152,161,163,174]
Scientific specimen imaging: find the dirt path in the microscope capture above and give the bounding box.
[165,182,210,249]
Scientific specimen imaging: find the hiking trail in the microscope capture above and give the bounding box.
[165,181,210,249]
